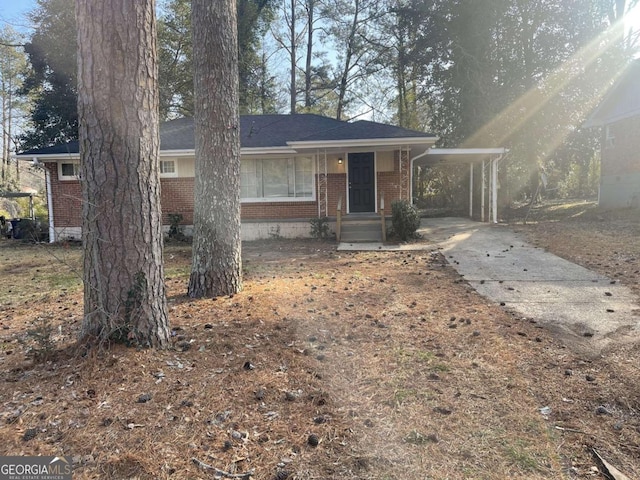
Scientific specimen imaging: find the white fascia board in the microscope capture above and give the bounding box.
[15,152,80,161]
[287,137,438,149]
[241,147,298,155]
[160,149,195,157]
[427,148,508,155]
[583,108,640,128]
[149,147,300,156]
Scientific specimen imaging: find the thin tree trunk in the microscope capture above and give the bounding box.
[76,0,169,348]
[1,75,7,184]
[188,0,242,298]
[2,97,6,184]
[304,0,314,108]
[336,0,359,120]
[8,77,14,183]
[290,0,297,113]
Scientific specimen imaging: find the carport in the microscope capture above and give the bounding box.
[0,191,36,219]
[411,147,508,223]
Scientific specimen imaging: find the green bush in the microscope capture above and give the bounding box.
[309,216,330,239]
[167,213,186,241]
[391,200,421,241]
[20,316,57,363]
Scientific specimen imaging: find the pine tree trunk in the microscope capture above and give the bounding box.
[289,0,297,114]
[304,0,314,109]
[188,0,242,298]
[76,0,169,348]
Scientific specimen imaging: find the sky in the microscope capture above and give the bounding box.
[0,0,36,33]
[2,0,640,36]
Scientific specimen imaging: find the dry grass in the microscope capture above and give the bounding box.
[1,206,639,479]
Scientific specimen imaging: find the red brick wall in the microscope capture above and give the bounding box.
[47,151,413,228]
[326,173,347,216]
[376,152,407,208]
[46,162,83,227]
[161,177,195,224]
[241,201,317,219]
[602,117,640,176]
[378,171,402,207]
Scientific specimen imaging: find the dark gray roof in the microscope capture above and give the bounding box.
[584,60,640,127]
[19,114,435,156]
[295,120,434,142]
[20,140,80,156]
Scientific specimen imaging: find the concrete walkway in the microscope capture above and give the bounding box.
[340,217,640,355]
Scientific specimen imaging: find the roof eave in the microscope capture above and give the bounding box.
[583,108,640,128]
[287,137,438,149]
[241,146,298,155]
[15,152,80,161]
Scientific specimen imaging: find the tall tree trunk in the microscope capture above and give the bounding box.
[8,77,14,183]
[188,0,242,298]
[335,0,359,120]
[1,77,7,184]
[290,0,297,113]
[76,0,169,348]
[304,0,314,108]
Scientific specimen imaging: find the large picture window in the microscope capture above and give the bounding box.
[241,156,314,201]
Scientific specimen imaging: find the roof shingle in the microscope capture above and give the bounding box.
[19,114,435,156]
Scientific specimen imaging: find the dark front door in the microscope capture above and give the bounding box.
[348,152,375,213]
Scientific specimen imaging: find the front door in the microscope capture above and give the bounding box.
[348,152,375,213]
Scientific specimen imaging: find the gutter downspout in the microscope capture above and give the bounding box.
[43,160,55,243]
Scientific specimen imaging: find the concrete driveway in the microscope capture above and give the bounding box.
[418,218,640,355]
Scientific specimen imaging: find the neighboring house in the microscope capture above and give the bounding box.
[584,60,640,208]
[17,114,438,241]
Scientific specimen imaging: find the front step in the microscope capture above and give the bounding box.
[339,215,387,243]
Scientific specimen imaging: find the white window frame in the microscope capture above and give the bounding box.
[241,155,316,203]
[58,161,81,181]
[605,125,615,149]
[160,159,178,177]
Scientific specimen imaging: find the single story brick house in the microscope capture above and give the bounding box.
[17,114,439,241]
[584,60,640,208]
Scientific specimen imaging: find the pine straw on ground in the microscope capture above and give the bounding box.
[1,207,640,479]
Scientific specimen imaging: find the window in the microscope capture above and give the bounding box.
[241,157,314,201]
[59,162,80,180]
[605,125,615,149]
[160,160,177,176]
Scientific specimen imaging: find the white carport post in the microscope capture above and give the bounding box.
[491,156,498,224]
[481,160,486,222]
[469,163,473,218]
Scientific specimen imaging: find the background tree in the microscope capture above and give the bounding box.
[237,0,278,113]
[158,0,276,117]
[377,0,442,129]
[412,0,634,208]
[158,0,194,119]
[322,0,385,119]
[0,26,28,188]
[21,0,77,150]
[271,0,304,113]
[188,0,242,298]
[76,0,169,347]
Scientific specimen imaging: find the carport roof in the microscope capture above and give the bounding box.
[413,148,508,167]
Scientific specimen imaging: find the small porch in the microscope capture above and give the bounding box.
[330,147,507,244]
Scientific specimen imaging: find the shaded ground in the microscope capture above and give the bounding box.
[0,201,639,479]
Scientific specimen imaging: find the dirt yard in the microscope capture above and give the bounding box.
[0,201,639,479]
